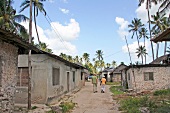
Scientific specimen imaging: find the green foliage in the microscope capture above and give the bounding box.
[153,89,170,96]
[119,96,156,113]
[106,81,121,86]
[109,85,124,95]
[59,102,75,113]
[31,106,38,110]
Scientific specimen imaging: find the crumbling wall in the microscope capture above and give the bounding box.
[0,41,18,113]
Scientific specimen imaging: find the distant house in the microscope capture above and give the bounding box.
[109,64,127,83]
[15,52,87,104]
[122,64,170,93]
[0,27,34,112]
[100,67,114,82]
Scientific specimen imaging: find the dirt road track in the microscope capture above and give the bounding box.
[71,82,120,113]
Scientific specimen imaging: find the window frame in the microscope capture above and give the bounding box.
[144,72,154,81]
[52,68,60,86]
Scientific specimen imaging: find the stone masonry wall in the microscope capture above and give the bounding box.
[127,66,170,92]
[0,41,18,113]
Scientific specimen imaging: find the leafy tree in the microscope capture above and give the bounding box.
[95,50,104,71]
[20,0,46,45]
[138,0,158,60]
[112,60,117,68]
[136,45,148,64]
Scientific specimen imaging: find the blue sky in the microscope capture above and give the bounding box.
[13,0,166,65]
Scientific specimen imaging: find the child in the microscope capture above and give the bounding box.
[100,76,106,93]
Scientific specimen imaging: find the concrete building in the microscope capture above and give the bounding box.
[100,67,114,82]
[109,64,127,83]
[15,53,87,104]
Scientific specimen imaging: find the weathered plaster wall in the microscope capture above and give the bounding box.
[0,41,18,113]
[16,54,84,104]
[127,66,170,92]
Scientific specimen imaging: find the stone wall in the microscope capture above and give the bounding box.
[0,41,18,113]
[127,66,170,92]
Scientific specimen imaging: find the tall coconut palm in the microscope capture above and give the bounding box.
[35,42,52,53]
[136,45,148,64]
[20,0,46,45]
[106,63,111,68]
[59,53,67,60]
[82,53,90,65]
[138,0,157,60]
[128,18,144,47]
[151,12,169,55]
[152,29,160,58]
[0,0,29,39]
[74,56,79,63]
[112,60,117,68]
[139,27,149,64]
[95,50,104,71]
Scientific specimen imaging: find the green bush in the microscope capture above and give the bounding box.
[59,102,75,113]
[153,89,170,96]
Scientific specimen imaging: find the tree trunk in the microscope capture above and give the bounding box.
[147,8,155,60]
[144,37,146,64]
[34,5,41,46]
[136,32,140,48]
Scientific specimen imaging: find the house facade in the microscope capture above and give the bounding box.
[100,67,114,82]
[109,64,127,83]
[123,64,170,93]
[15,54,86,104]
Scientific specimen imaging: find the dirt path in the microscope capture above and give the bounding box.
[71,82,120,113]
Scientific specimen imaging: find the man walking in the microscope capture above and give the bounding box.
[100,76,106,93]
[92,74,98,93]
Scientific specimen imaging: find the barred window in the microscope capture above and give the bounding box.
[52,68,60,86]
[144,72,154,81]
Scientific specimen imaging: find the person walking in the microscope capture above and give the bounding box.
[100,76,106,93]
[92,74,98,93]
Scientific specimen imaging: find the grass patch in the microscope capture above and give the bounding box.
[109,85,124,95]
[31,106,38,110]
[119,88,170,113]
[106,81,121,86]
[153,89,170,96]
[59,101,76,113]
[46,110,56,113]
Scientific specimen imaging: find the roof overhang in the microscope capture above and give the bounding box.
[151,28,170,43]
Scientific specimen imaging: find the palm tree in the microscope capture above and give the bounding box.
[59,53,67,60]
[158,0,170,14]
[128,18,144,47]
[138,0,157,60]
[35,42,52,53]
[139,27,149,64]
[74,56,79,63]
[0,0,29,39]
[20,0,46,45]
[136,45,148,64]
[112,60,117,68]
[82,53,90,65]
[106,63,111,68]
[152,29,160,58]
[95,50,104,71]
[151,12,169,56]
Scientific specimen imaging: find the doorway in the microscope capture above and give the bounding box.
[67,72,70,92]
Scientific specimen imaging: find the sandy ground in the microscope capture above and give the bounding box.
[14,81,120,113]
[71,81,120,113]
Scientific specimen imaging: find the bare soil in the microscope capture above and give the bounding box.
[71,81,121,113]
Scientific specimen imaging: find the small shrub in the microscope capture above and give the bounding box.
[46,110,56,113]
[153,89,170,96]
[59,101,75,113]
[31,106,38,110]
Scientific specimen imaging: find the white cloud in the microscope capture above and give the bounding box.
[59,8,69,14]
[115,17,129,39]
[20,18,80,56]
[61,0,68,3]
[122,41,153,64]
[48,0,54,3]
[136,2,160,24]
